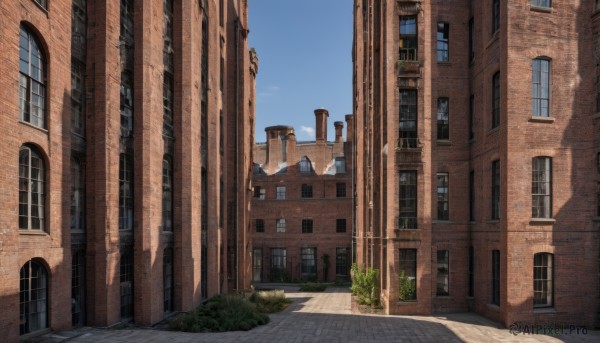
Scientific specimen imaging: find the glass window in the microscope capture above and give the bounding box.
[120,71,134,137]
[469,94,474,140]
[469,171,475,221]
[491,160,500,220]
[437,173,449,220]
[19,146,45,230]
[270,248,287,281]
[492,72,500,128]
[163,248,174,313]
[299,156,312,173]
[532,157,552,218]
[71,155,85,231]
[301,248,317,275]
[530,0,551,8]
[336,183,346,198]
[20,260,48,335]
[492,250,500,306]
[399,16,417,61]
[492,0,500,33]
[120,249,134,319]
[71,60,85,136]
[468,246,474,297]
[399,90,417,148]
[301,184,313,198]
[302,219,313,233]
[437,98,449,140]
[19,25,46,128]
[336,248,349,276]
[72,0,87,61]
[119,153,134,230]
[532,59,550,117]
[533,253,553,307]
[255,219,265,233]
[335,157,346,173]
[254,186,265,200]
[399,249,417,301]
[437,22,449,62]
[34,0,48,10]
[399,171,417,229]
[336,219,347,233]
[276,219,286,233]
[163,74,174,137]
[163,0,174,72]
[71,250,86,326]
[436,250,449,296]
[468,18,474,63]
[276,186,286,200]
[162,156,173,231]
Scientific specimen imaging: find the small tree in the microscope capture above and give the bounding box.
[321,254,330,282]
[350,263,380,306]
[398,270,416,301]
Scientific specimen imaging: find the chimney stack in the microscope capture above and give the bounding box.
[314,108,329,142]
[345,114,354,142]
[334,121,344,143]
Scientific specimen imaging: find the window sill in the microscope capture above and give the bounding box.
[19,120,48,134]
[530,5,552,13]
[529,218,555,225]
[435,296,453,299]
[528,116,555,123]
[436,140,452,146]
[396,300,418,305]
[487,304,500,311]
[593,112,600,120]
[19,230,48,236]
[432,220,454,224]
[486,220,501,224]
[487,126,500,136]
[437,61,452,66]
[533,307,556,314]
[486,31,499,49]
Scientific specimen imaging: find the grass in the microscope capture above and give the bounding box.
[298,283,327,292]
[249,289,293,313]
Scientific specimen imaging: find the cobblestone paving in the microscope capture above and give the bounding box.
[36,286,599,343]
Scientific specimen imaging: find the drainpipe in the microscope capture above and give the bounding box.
[234,18,240,292]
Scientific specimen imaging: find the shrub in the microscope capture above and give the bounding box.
[398,270,416,301]
[249,289,293,313]
[350,263,379,305]
[299,283,327,292]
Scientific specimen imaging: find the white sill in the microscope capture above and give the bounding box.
[529,218,556,225]
[19,229,47,236]
[530,5,552,13]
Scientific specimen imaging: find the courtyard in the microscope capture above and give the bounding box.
[35,286,599,343]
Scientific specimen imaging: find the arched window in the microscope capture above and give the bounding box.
[19,25,46,128]
[19,145,45,230]
[162,156,173,231]
[299,156,312,174]
[20,260,48,335]
[163,248,174,313]
[533,253,553,307]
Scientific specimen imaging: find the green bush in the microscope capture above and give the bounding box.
[350,263,380,305]
[398,270,416,301]
[249,289,293,313]
[299,283,327,292]
[172,294,269,332]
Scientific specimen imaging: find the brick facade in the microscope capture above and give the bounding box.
[0,0,256,340]
[354,0,600,327]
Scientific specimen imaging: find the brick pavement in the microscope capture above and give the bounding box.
[34,286,599,343]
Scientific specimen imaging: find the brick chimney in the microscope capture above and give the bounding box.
[314,108,329,142]
[334,121,344,143]
[345,114,354,142]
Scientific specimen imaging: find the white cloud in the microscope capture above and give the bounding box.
[299,126,315,138]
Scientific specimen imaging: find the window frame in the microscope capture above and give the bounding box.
[530,0,551,8]
[299,156,312,174]
[301,219,313,234]
[399,89,418,149]
[436,173,449,220]
[437,97,449,140]
[531,58,550,117]
[162,155,173,231]
[336,218,347,233]
[119,153,134,231]
[491,250,500,306]
[276,186,286,200]
[19,145,46,231]
[335,248,349,277]
[533,252,553,308]
[436,250,450,296]
[399,171,417,229]
[276,219,286,233]
[301,184,313,198]
[301,247,317,276]
[336,182,346,198]
[20,259,48,335]
[532,157,552,218]
[19,25,47,129]
[33,0,48,11]
[71,155,85,232]
[491,160,500,220]
[255,219,265,233]
[335,157,346,173]
[436,22,449,62]
[492,72,500,128]
[399,249,417,301]
[163,248,174,313]
[399,16,418,61]
[492,0,500,34]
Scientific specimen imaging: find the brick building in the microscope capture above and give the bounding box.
[0,0,256,340]
[354,0,600,327]
[251,109,354,283]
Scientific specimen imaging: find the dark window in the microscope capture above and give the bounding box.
[437,98,449,140]
[492,0,500,33]
[301,248,317,275]
[163,0,174,71]
[469,171,475,221]
[399,90,417,148]
[335,157,346,173]
[530,0,551,7]
[336,219,347,233]
[436,250,449,296]
[120,71,134,137]
[336,183,346,198]
[399,171,417,229]
[120,249,134,319]
[72,250,86,326]
[336,248,349,276]
[255,219,265,233]
[302,219,313,233]
[220,57,224,92]
[596,93,600,113]
[301,184,313,198]
[399,16,417,61]
[201,168,208,299]
[468,246,474,297]
[532,59,550,117]
[468,18,474,63]
[254,186,265,199]
[19,146,45,230]
[491,160,500,220]
[492,250,500,306]
[163,74,174,137]
[270,248,287,281]
[532,157,552,218]
[276,186,286,200]
[399,249,417,301]
[19,25,46,128]
[437,173,449,220]
[253,249,262,282]
[469,94,474,140]
[71,156,85,231]
[162,156,173,231]
[276,219,285,233]
[219,0,224,27]
[20,260,48,335]
[437,22,449,62]
[533,253,553,307]
[71,60,85,136]
[492,72,500,128]
[300,156,312,173]
[34,0,48,10]
[119,153,134,230]
[163,248,174,313]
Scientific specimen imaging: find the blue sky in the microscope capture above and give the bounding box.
[248,0,353,142]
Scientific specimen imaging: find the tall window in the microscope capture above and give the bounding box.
[336,219,347,233]
[335,157,346,173]
[163,248,174,313]
[436,250,449,296]
[399,16,417,61]
[532,58,550,117]
[437,22,449,62]
[437,173,449,220]
[34,0,48,9]
[336,183,346,198]
[469,94,474,140]
[302,219,313,233]
[530,0,551,8]
[437,98,449,140]
[491,160,500,219]
[492,0,500,34]
[270,248,287,281]
[491,250,500,306]
[20,260,48,335]
[399,90,417,148]
[399,171,417,229]
[120,0,134,138]
[71,61,85,136]
[468,246,474,297]
[468,18,474,63]
[492,72,500,128]
[19,146,45,230]
[71,156,85,231]
[301,184,313,198]
[469,171,475,221]
[276,219,286,233]
[301,247,317,275]
[163,74,174,137]
[120,72,134,137]
[533,253,553,307]
[72,250,86,326]
[532,157,552,218]
[255,219,265,233]
[299,156,312,173]
[162,156,173,231]
[336,248,349,277]
[120,250,134,319]
[119,153,134,230]
[276,186,286,200]
[254,186,265,200]
[19,25,46,128]
[399,249,417,301]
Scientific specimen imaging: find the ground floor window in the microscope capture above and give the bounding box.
[20,260,48,335]
[301,247,317,276]
[120,249,134,320]
[336,248,349,277]
[533,252,553,307]
[398,249,417,301]
[492,250,500,306]
[270,248,287,281]
[253,249,263,282]
[72,250,86,326]
[436,250,449,296]
[163,248,174,313]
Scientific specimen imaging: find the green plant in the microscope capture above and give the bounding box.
[249,289,293,313]
[299,283,327,292]
[398,270,416,301]
[270,267,289,282]
[321,254,330,282]
[350,263,380,306]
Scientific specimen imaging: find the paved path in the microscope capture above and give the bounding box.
[36,286,599,343]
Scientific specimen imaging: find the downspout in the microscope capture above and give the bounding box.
[234,18,240,292]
